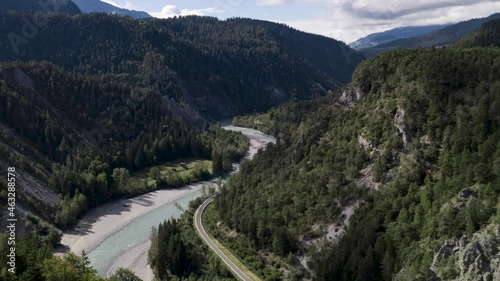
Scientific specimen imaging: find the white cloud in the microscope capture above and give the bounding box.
[150,5,225,19]
[256,0,293,6]
[100,0,123,8]
[150,5,178,18]
[99,0,136,10]
[143,0,500,43]
[124,2,137,10]
[276,0,500,43]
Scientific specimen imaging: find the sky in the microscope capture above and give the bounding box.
[100,0,500,43]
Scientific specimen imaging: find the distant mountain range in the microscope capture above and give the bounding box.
[360,13,500,57]
[72,0,151,19]
[0,0,81,15]
[349,25,448,50]
[0,0,152,19]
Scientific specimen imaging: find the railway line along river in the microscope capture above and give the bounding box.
[60,124,276,281]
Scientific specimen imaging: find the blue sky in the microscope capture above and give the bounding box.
[102,0,500,43]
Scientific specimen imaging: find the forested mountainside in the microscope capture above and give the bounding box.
[72,0,151,19]
[361,13,500,57]
[0,0,81,15]
[0,61,248,229]
[0,12,363,119]
[154,47,500,280]
[455,19,500,48]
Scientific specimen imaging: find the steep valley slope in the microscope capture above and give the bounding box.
[199,47,500,280]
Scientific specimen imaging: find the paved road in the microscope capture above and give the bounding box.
[194,197,254,281]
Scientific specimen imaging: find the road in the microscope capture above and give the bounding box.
[194,197,254,281]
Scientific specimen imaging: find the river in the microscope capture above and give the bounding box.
[60,125,275,280]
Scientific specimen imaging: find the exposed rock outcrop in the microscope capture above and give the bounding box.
[358,134,372,151]
[357,164,382,190]
[394,101,411,147]
[430,224,500,281]
[299,200,360,270]
[339,86,364,108]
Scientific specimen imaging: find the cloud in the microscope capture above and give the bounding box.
[100,0,123,8]
[150,5,225,19]
[256,0,293,6]
[275,0,500,43]
[146,0,500,43]
[341,0,494,20]
[99,0,137,10]
[124,2,137,10]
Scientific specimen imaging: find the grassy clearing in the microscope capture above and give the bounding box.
[118,158,212,195]
[144,158,212,180]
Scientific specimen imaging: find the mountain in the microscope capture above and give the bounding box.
[157,47,500,280]
[0,59,251,281]
[0,60,249,227]
[72,0,151,19]
[0,12,364,120]
[455,19,500,48]
[350,25,447,50]
[0,10,362,229]
[0,6,499,281]
[0,0,81,14]
[0,11,362,281]
[362,13,500,57]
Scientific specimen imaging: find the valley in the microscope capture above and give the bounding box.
[1,1,500,281]
[60,125,275,280]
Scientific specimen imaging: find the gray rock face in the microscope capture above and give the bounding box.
[394,103,411,146]
[339,86,364,108]
[430,224,500,281]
